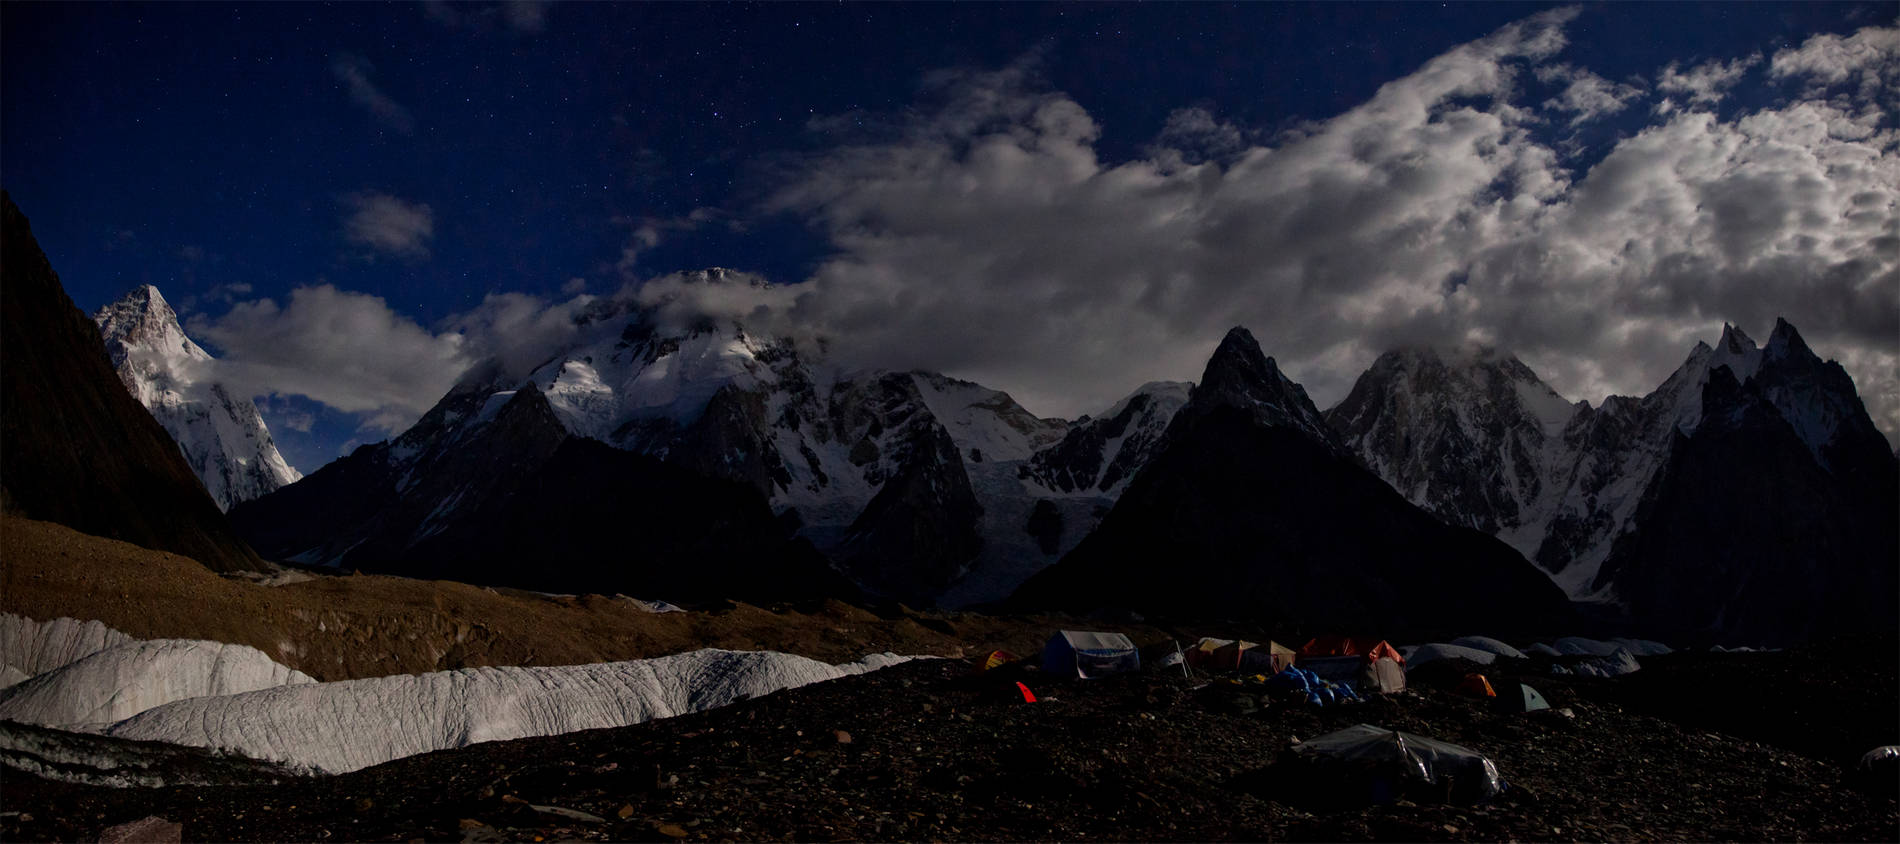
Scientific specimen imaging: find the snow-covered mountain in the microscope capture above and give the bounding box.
[1328,320,1897,641]
[94,286,300,511]
[234,270,1185,605]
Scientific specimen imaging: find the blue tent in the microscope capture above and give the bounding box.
[1042,630,1140,678]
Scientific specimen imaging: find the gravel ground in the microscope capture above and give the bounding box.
[2,643,1895,842]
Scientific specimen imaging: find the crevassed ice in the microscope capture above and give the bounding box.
[103,649,909,775]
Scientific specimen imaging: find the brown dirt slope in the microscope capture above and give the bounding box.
[0,515,1156,681]
[0,193,261,573]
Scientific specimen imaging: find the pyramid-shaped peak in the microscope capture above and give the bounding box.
[1200,325,1281,391]
[1188,325,1344,454]
[1765,317,1813,360]
[97,284,185,341]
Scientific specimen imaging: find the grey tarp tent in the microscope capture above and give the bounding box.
[1289,724,1504,805]
[1042,630,1140,678]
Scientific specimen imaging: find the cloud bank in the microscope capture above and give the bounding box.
[756,12,1897,442]
[218,11,1900,451]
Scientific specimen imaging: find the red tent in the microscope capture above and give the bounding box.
[1299,636,1406,665]
[1297,636,1407,693]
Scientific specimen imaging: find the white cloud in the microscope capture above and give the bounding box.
[189,286,471,434]
[1537,64,1644,125]
[732,11,1897,448]
[330,54,415,133]
[231,12,1900,452]
[1769,25,1899,103]
[1656,53,1761,106]
[343,192,434,260]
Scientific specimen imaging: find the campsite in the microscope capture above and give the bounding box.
[3,628,1894,842]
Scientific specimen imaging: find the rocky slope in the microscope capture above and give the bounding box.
[93,286,301,510]
[0,193,263,573]
[1015,327,1572,636]
[4,647,1892,843]
[234,270,1183,606]
[1329,321,1898,642]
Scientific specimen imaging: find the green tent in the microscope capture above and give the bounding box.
[1496,680,1550,713]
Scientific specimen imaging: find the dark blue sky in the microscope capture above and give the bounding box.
[4,2,1893,471]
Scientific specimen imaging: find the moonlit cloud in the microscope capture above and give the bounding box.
[189,286,470,433]
[1769,25,1899,101]
[330,53,415,133]
[343,192,434,260]
[742,9,1897,445]
[212,10,1900,452]
[1537,64,1644,125]
[1656,53,1761,106]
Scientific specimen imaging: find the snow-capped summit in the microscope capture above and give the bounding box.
[1326,344,1585,541]
[95,285,300,510]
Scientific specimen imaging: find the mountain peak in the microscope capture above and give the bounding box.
[1187,325,1343,453]
[1197,325,1280,400]
[1765,317,1813,362]
[95,285,209,369]
[1717,323,1756,356]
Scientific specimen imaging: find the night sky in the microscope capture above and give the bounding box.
[4,2,1895,474]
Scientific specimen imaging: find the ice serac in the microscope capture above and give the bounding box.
[0,193,264,573]
[0,638,314,727]
[94,285,302,510]
[100,649,908,775]
[235,269,1148,606]
[1014,325,1572,636]
[0,614,136,688]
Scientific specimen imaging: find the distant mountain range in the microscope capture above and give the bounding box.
[94,286,301,511]
[3,188,1889,640]
[228,270,1188,606]
[1328,322,1898,642]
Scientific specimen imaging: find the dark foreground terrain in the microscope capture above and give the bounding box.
[3,641,1896,843]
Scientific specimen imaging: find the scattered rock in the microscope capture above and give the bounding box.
[97,816,182,844]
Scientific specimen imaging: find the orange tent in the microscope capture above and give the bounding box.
[1456,673,1497,698]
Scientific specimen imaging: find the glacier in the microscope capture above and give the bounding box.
[0,613,909,779]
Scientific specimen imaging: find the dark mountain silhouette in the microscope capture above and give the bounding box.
[0,192,262,572]
[1014,327,1571,637]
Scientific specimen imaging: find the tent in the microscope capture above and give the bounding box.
[1455,673,1497,698]
[1298,636,1407,694]
[1210,639,1258,671]
[1042,631,1140,679]
[1186,637,1234,668]
[1287,724,1504,805]
[1241,641,1298,674]
[1494,680,1550,713]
